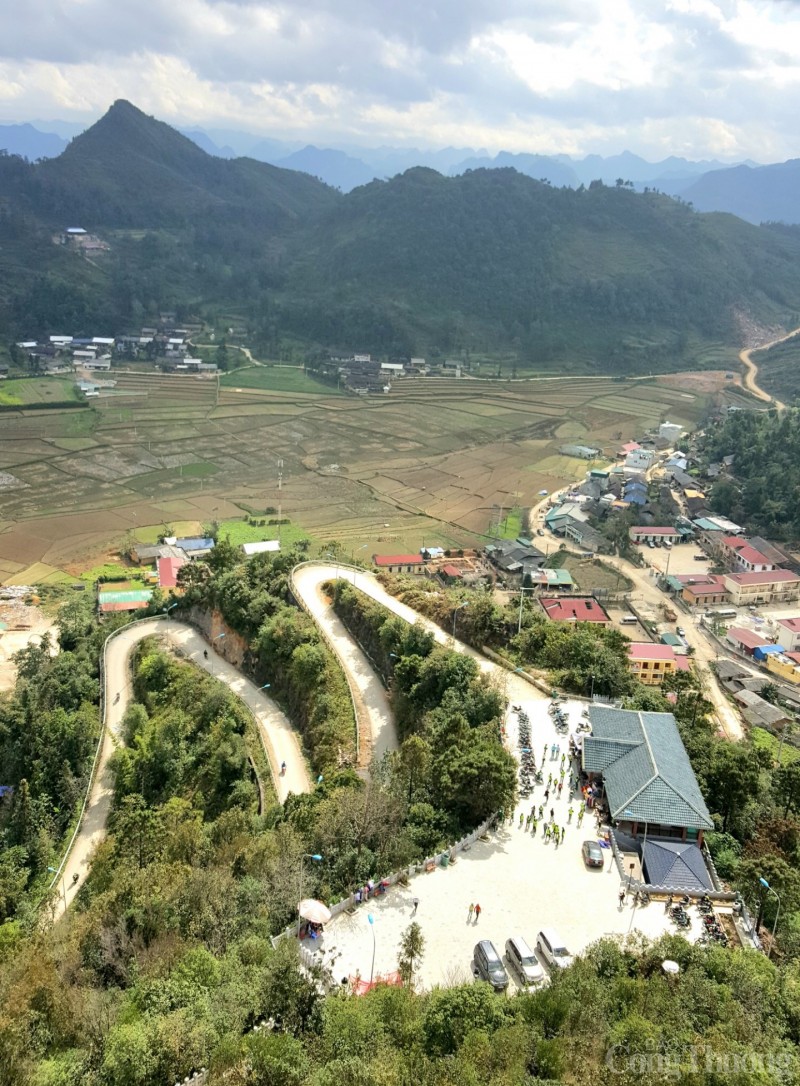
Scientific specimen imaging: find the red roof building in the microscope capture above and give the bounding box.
[539,596,610,623]
[724,568,800,605]
[726,627,769,654]
[372,554,425,573]
[157,555,187,589]
[628,642,690,685]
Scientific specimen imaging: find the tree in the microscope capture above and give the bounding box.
[774,762,800,818]
[397,922,425,988]
[703,742,762,832]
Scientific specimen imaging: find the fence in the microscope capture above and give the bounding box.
[271,810,500,950]
[289,560,363,764]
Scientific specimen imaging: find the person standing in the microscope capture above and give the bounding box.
[468,903,474,922]
[412,897,419,916]
[474,903,481,923]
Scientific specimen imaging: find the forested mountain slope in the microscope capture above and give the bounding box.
[2,102,800,369]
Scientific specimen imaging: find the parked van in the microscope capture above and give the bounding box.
[664,540,673,550]
[620,616,638,625]
[536,928,574,971]
[505,936,545,987]
[473,940,509,991]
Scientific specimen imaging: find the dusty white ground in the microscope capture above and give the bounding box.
[313,697,703,991]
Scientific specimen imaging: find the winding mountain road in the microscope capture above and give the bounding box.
[50,618,310,922]
[739,326,800,411]
[51,564,548,921]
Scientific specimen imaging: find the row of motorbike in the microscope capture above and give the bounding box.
[516,708,543,798]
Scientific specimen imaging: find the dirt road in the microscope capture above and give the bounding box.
[49,618,309,922]
[740,326,800,411]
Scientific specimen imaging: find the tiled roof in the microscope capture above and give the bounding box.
[583,707,713,830]
[373,554,424,566]
[628,643,677,661]
[726,569,799,586]
[540,596,609,622]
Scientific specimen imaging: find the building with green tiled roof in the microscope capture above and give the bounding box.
[583,706,713,844]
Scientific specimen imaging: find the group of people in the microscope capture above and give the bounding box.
[467,902,482,923]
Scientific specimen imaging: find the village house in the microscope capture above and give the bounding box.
[539,596,610,624]
[372,554,426,574]
[716,535,778,573]
[775,617,800,653]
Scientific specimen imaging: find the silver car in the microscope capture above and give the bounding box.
[505,936,545,986]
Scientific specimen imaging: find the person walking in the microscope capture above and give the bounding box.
[468,903,474,922]
[544,789,550,804]
[560,753,565,768]
[577,810,584,828]
[557,782,563,797]
[550,808,555,821]
[619,889,626,908]
[412,897,419,916]
[531,818,538,837]
[561,825,566,840]
[474,903,481,923]
[544,824,551,842]
[556,743,561,758]
[568,806,574,823]
[550,743,556,759]
[525,814,531,831]
[554,827,560,849]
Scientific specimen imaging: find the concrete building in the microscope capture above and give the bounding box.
[776,618,800,653]
[723,569,800,606]
[766,652,800,685]
[628,643,690,685]
[372,554,426,574]
[630,526,683,545]
[717,535,777,573]
[670,573,729,608]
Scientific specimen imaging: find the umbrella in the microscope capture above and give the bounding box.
[661,959,680,975]
[298,899,332,924]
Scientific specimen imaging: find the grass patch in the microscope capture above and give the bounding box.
[220,366,341,395]
[79,562,136,584]
[125,462,219,492]
[751,726,800,765]
[0,377,80,406]
[216,516,311,549]
[495,508,523,539]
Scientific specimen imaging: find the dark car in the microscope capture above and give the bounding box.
[474,940,509,991]
[581,840,604,869]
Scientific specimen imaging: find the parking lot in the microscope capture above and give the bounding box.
[641,541,710,576]
[314,698,702,992]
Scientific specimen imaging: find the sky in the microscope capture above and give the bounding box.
[1,0,800,159]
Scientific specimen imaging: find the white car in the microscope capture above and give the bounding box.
[536,928,574,971]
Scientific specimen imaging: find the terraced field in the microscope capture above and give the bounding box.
[0,368,715,583]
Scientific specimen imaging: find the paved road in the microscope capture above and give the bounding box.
[739,326,800,411]
[50,618,309,921]
[291,564,545,762]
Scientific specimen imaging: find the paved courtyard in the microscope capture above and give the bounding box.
[312,697,703,992]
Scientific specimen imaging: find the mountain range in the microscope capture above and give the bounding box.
[2,100,800,371]
[3,111,797,223]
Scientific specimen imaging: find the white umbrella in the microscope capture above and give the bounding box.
[298,899,332,924]
[662,959,680,975]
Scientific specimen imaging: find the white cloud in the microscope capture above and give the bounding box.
[0,0,798,159]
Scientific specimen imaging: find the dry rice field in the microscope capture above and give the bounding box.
[0,369,715,583]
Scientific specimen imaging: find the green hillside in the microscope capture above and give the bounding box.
[279,168,800,368]
[3,102,800,372]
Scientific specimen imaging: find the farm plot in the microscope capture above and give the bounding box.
[0,372,706,583]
